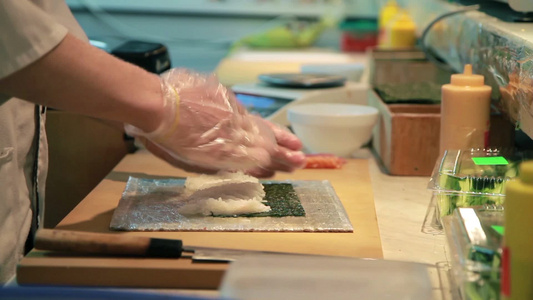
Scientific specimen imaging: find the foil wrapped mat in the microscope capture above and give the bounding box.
[110,177,353,232]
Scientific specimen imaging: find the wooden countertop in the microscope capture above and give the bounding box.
[17,150,382,289]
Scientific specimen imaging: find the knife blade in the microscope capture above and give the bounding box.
[190,247,298,262]
[34,229,296,262]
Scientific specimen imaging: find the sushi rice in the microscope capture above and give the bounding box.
[178,171,271,216]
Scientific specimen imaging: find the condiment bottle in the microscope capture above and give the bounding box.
[439,64,491,156]
[377,0,399,48]
[387,10,416,49]
[501,160,533,299]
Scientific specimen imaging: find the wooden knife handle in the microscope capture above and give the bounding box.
[34,229,183,258]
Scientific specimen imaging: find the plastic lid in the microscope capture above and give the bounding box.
[379,0,400,27]
[384,0,398,8]
[519,160,533,185]
[339,19,378,32]
[427,148,529,196]
[450,64,485,86]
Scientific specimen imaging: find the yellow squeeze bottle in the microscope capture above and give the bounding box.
[377,0,400,48]
[501,161,533,299]
[439,64,491,155]
[388,10,416,48]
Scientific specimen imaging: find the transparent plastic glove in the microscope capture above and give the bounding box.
[139,117,307,177]
[125,68,279,172]
[246,117,307,178]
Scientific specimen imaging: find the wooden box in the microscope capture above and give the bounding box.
[367,49,515,176]
[368,90,441,176]
[369,48,452,86]
[368,91,516,176]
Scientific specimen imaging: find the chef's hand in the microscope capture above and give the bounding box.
[125,68,305,174]
[139,119,307,177]
[246,117,306,178]
[140,120,307,177]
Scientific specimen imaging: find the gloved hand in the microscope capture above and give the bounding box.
[125,68,305,174]
[140,118,307,177]
[246,116,306,178]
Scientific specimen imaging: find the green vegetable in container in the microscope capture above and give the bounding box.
[437,193,504,218]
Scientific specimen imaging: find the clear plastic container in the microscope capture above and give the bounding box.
[422,192,504,234]
[428,148,532,220]
[429,148,526,195]
[442,207,504,300]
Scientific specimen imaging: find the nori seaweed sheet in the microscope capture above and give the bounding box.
[374,81,442,104]
[213,183,305,218]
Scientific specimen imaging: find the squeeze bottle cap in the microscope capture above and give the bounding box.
[450,64,485,86]
[379,0,400,27]
[519,160,533,185]
[384,0,398,7]
[392,10,416,30]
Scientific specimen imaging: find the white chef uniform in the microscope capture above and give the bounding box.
[0,0,88,283]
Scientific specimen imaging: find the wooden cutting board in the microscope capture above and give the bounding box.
[17,150,382,289]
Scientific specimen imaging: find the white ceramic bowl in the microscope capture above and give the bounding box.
[287,103,379,157]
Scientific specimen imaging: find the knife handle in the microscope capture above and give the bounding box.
[34,229,183,258]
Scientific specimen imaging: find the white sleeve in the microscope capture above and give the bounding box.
[0,0,68,79]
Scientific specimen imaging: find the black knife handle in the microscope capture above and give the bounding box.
[34,229,183,258]
[147,238,183,258]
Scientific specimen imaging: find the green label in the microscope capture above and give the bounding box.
[472,156,509,165]
[491,225,505,236]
